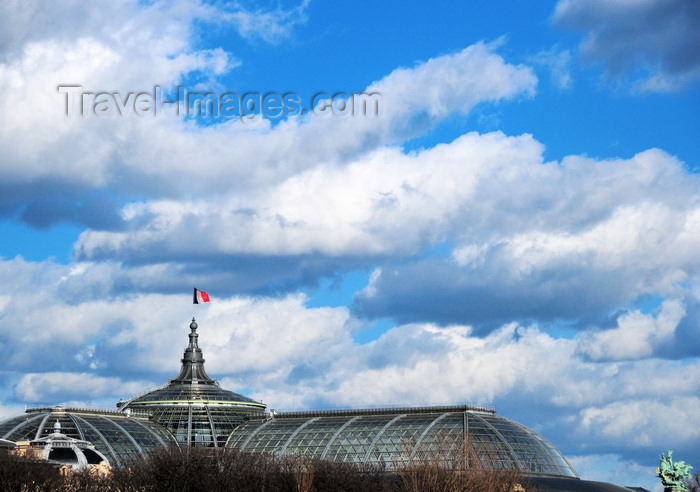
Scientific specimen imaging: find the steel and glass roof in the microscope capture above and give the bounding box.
[226,405,578,478]
[0,407,176,466]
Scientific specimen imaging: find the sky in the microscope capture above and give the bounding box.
[0,0,699,489]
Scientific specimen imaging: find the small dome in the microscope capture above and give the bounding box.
[0,407,176,466]
[27,421,110,468]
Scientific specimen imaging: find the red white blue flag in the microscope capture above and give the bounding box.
[193,288,210,304]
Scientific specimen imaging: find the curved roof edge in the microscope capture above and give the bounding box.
[125,399,267,408]
[27,405,151,417]
[274,403,496,419]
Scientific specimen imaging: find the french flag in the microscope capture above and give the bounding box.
[193,288,210,304]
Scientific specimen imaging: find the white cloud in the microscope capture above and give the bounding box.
[578,299,685,361]
[73,131,547,260]
[199,294,354,375]
[352,147,700,326]
[71,139,700,308]
[529,47,574,90]
[579,397,700,447]
[14,372,149,403]
[370,40,536,127]
[316,323,575,407]
[0,403,27,422]
[0,261,698,465]
[0,0,309,200]
[567,454,660,491]
[221,0,310,44]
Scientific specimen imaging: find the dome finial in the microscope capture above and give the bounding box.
[165,317,213,385]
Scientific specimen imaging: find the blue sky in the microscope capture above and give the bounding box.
[0,0,699,489]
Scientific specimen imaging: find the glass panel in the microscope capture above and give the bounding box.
[0,413,45,441]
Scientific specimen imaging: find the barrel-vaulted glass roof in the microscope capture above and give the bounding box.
[226,405,578,478]
[0,407,176,466]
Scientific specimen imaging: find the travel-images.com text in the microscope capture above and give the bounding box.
[58,86,383,119]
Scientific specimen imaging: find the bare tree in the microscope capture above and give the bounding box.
[397,434,524,492]
[0,450,64,492]
[1,439,526,492]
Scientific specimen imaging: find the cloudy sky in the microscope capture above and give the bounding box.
[1,0,699,488]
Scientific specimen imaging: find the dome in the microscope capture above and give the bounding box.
[226,405,578,478]
[118,318,266,447]
[0,406,176,466]
[24,419,110,469]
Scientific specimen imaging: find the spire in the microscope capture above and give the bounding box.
[169,318,217,385]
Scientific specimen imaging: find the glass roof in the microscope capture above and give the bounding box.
[226,408,578,478]
[0,408,177,466]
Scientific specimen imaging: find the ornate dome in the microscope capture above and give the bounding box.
[117,318,266,447]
